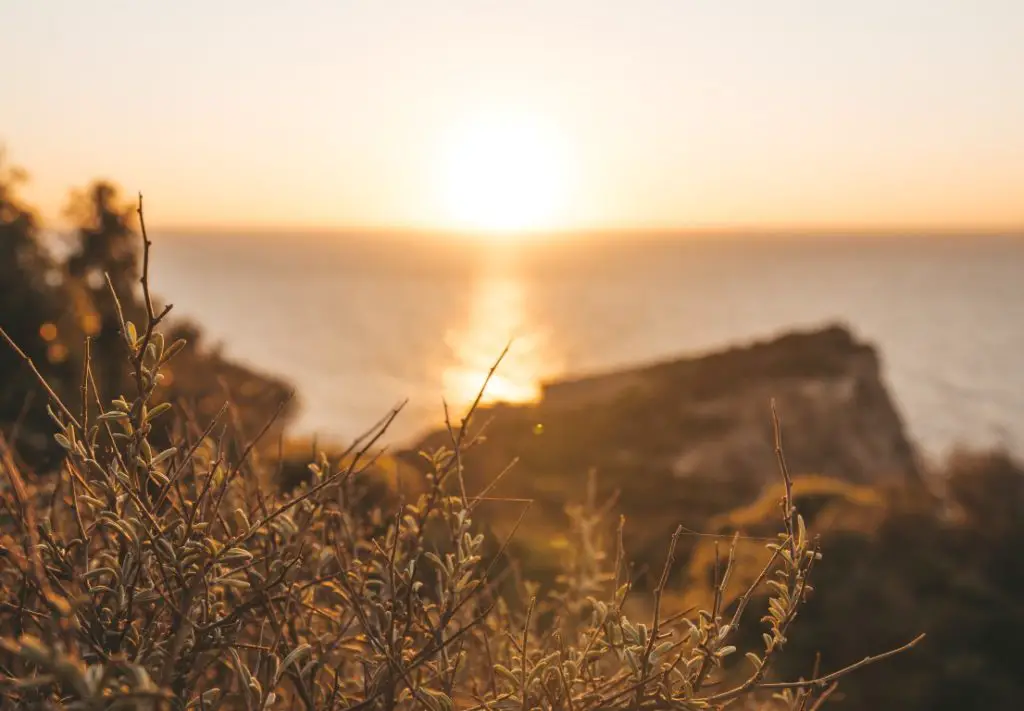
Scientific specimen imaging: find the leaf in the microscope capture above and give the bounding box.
[150,446,177,466]
[161,338,187,363]
[298,658,318,679]
[108,520,139,548]
[146,402,173,422]
[651,640,675,664]
[12,635,51,665]
[151,331,165,356]
[231,507,250,535]
[421,688,454,711]
[77,496,106,511]
[83,567,118,582]
[132,589,162,604]
[222,547,254,564]
[229,648,252,689]
[276,643,312,683]
[494,664,520,688]
[217,577,250,590]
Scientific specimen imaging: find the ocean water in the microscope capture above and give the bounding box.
[149,232,1024,458]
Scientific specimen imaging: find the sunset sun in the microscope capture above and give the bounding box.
[440,113,568,236]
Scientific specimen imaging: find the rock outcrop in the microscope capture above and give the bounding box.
[404,323,919,584]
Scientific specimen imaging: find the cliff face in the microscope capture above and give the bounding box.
[405,324,919,581]
[536,324,915,484]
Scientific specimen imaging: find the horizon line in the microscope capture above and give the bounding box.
[145,222,1024,239]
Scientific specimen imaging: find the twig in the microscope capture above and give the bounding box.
[703,634,925,702]
[0,327,82,430]
[771,399,797,558]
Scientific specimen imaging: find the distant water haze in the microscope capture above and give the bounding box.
[148,231,1024,459]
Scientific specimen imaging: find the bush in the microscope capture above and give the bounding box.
[753,450,1024,711]
[0,201,919,710]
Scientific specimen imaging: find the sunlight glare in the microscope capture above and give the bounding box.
[442,273,562,408]
[440,112,568,236]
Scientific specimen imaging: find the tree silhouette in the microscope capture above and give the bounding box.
[0,152,77,467]
[64,180,142,400]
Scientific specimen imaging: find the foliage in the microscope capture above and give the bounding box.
[0,156,294,472]
[756,450,1024,711]
[0,207,918,710]
[0,151,81,470]
[64,180,145,402]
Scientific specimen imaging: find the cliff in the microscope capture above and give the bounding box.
[404,323,919,584]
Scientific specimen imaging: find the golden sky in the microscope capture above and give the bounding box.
[3,1,1023,233]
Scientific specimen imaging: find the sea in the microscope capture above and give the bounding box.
[147,231,1024,460]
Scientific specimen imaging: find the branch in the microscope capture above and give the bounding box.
[701,633,925,704]
[0,327,82,430]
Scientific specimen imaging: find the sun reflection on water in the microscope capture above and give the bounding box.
[442,268,561,410]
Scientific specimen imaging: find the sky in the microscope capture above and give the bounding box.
[2,0,1023,233]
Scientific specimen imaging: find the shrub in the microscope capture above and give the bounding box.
[0,199,919,710]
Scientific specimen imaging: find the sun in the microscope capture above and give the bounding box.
[439,112,568,236]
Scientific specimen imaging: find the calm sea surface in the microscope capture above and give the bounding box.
[149,232,1024,458]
